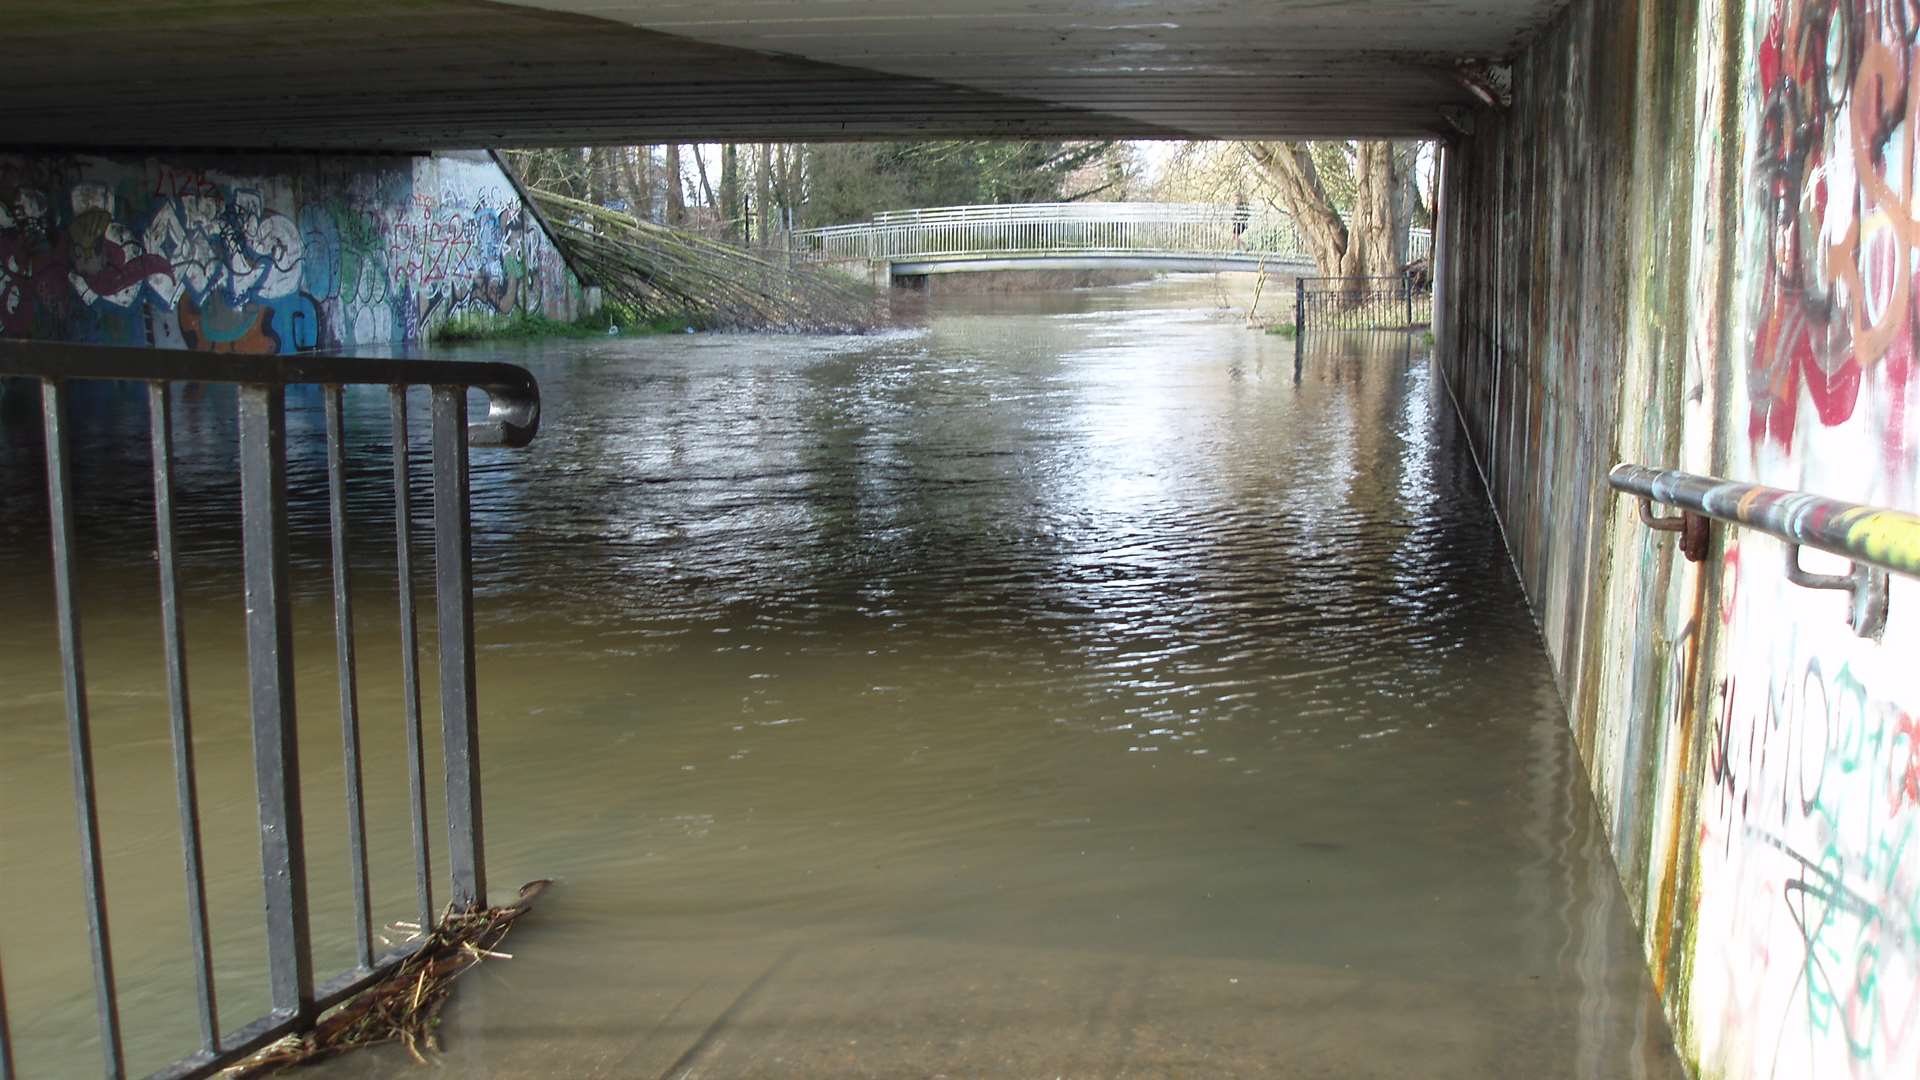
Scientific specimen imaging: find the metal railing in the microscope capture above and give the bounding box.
[0,341,540,1080]
[1611,464,1920,639]
[793,202,1434,270]
[1294,274,1434,332]
[796,202,1308,263]
[1407,227,1434,264]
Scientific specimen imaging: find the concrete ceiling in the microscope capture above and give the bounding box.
[1,1,1559,150]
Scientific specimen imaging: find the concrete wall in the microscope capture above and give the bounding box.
[1437,1,1919,1077]
[0,150,585,353]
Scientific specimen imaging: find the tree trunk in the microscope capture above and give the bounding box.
[635,146,657,221]
[587,147,614,208]
[1242,141,1348,276]
[691,144,718,221]
[783,143,803,229]
[1348,141,1400,281]
[1390,143,1418,266]
[616,146,646,218]
[720,144,740,242]
[664,144,686,227]
[1401,143,1431,231]
[756,142,772,247]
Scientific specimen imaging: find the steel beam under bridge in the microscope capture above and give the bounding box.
[0,2,1553,147]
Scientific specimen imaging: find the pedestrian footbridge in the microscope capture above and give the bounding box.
[792,202,1434,278]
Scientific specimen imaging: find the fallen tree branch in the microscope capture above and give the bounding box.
[524,190,883,333]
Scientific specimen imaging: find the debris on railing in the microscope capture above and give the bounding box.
[225,881,552,1077]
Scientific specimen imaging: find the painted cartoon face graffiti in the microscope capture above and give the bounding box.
[0,153,581,354]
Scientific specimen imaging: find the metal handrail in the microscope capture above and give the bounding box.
[1,341,540,1079]
[1610,463,1920,638]
[870,202,1249,223]
[0,342,540,447]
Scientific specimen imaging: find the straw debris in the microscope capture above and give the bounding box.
[224,879,551,1077]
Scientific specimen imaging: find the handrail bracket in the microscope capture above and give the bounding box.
[1784,543,1890,639]
[1636,497,1710,562]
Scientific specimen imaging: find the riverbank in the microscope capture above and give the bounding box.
[432,304,691,343]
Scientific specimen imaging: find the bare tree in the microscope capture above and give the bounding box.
[720,144,741,241]
[1241,140,1411,280]
[664,144,686,227]
[756,142,772,246]
[615,146,647,219]
[691,144,718,217]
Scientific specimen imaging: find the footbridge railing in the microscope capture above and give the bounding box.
[0,342,538,1079]
[793,202,1433,270]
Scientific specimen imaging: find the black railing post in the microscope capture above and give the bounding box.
[433,386,487,911]
[237,383,315,1023]
[150,381,219,1053]
[323,386,375,974]
[0,953,13,1080]
[1406,270,1415,327]
[1295,277,1305,337]
[391,387,435,930]
[43,377,126,1078]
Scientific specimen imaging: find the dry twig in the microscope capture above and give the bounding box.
[224,880,552,1077]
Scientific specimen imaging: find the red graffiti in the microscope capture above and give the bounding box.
[1895,712,1920,815]
[1750,1,1918,461]
[1720,545,1741,626]
[150,163,218,199]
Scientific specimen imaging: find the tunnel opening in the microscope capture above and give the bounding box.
[4,4,1920,1079]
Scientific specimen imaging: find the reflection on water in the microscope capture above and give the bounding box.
[0,278,1682,1078]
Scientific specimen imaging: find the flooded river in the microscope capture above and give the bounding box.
[0,278,1683,1077]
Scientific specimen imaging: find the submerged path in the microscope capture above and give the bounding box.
[0,279,1682,1078]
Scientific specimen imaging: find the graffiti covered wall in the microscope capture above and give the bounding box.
[0,150,585,353]
[1437,1,1920,1078]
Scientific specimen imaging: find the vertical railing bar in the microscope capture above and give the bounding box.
[149,380,220,1054]
[0,952,11,1080]
[324,385,375,973]
[41,377,127,1079]
[391,386,434,929]
[432,386,487,911]
[236,383,315,1022]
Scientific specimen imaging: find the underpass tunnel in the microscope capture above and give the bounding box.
[0,3,1917,1079]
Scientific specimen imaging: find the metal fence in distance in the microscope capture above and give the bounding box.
[1294,274,1434,333]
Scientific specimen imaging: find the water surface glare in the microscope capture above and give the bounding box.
[0,279,1684,1078]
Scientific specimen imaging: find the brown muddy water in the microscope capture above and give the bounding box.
[0,277,1684,1078]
